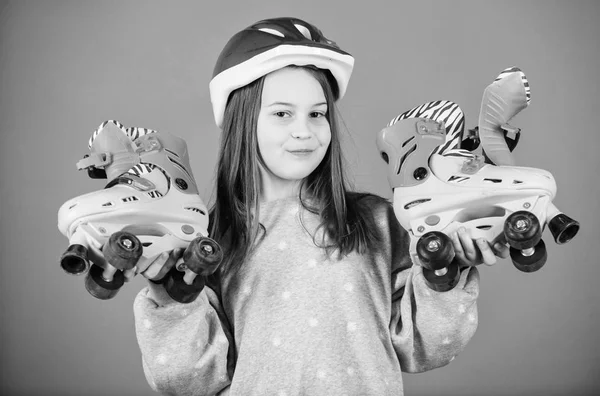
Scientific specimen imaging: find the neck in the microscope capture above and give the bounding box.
[258,159,312,202]
[260,176,302,203]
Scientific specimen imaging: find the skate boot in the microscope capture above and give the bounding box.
[58,120,223,303]
[380,100,475,291]
[376,74,579,292]
[463,67,531,166]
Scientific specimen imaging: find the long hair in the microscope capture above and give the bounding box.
[209,65,383,275]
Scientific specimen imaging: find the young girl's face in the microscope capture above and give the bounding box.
[256,67,331,195]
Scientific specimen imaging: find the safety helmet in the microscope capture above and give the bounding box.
[209,17,355,128]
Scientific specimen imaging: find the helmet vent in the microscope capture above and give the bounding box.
[258,28,284,37]
[294,24,312,40]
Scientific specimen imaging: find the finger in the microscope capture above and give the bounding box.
[495,233,507,246]
[450,230,467,264]
[123,266,137,282]
[141,248,185,282]
[493,241,510,259]
[87,242,141,282]
[122,254,159,283]
[140,251,171,281]
[151,249,185,281]
[492,234,510,257]
[134,254,158,274]
[457,227,478,263]
[476,238,497,266]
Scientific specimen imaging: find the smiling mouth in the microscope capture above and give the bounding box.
[288,149,314,155]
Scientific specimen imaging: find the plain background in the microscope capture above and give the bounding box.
[1,1,599,395]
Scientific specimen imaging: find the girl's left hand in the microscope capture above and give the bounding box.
[450,227,510,266]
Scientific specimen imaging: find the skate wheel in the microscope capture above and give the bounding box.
[102,231,142,271]
[164,268,205,304]
[182,237,224,277]
[416,231,455,271]
[510,239,547,273]
[84,264,124,300]
[422,261,460,292]
[504,211,542,250]
[60,244,90,275]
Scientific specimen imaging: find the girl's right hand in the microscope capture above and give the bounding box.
[124,248,186,283]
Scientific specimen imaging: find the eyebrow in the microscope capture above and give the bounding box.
[266,101,328,108]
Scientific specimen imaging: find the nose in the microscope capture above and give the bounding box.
[291,117,313,139]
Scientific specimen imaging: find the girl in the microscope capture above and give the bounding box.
[131,17,508,396]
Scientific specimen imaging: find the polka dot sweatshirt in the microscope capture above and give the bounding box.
[133,195,480,396]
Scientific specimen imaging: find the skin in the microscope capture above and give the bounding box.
[256,67,331,202]
[118,67,509,282]
[453,227,510,267]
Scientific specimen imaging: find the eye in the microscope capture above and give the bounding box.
[274,111,290,118]
[310,111,326,118]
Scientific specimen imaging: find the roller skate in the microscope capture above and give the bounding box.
[376,68,580,292]
[57,120,223,303]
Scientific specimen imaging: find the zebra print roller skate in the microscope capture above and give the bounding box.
[376,68,579,292]
[58,120,223,302]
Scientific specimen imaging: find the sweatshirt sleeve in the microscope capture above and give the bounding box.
[133,280,234,396]
[377,200,480,373]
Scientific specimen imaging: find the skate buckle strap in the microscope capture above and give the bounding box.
[416,119,445,137]
[105,173,155,191]
[135,136,162,153]
[76,152,113,171]
[461,154,485,174]
[501,123,521,140]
